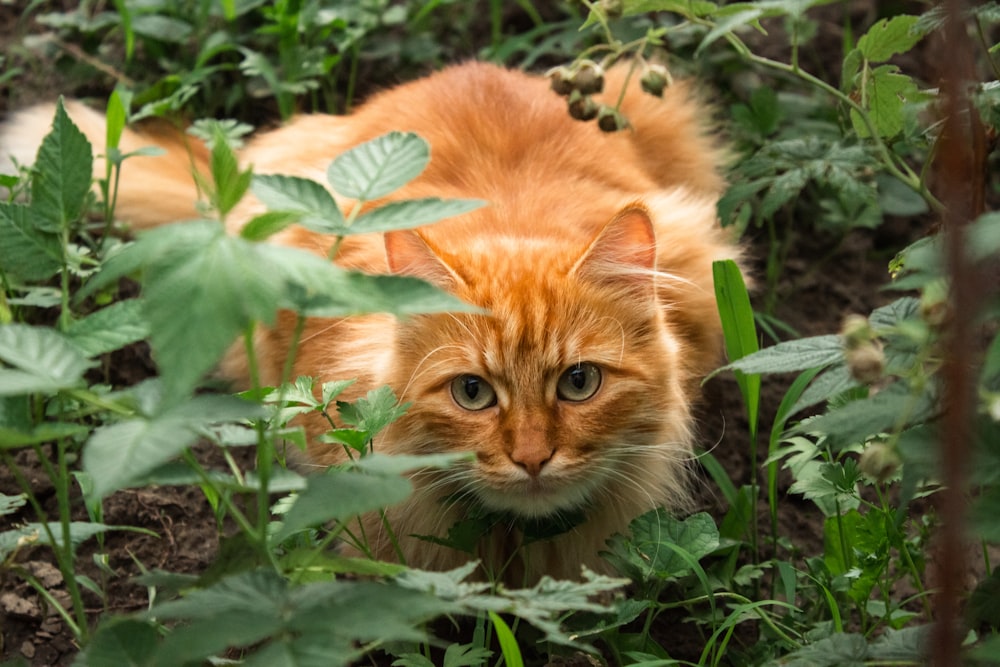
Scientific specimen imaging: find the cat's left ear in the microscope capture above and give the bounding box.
[571,204,656,294]
[384,229,465,290]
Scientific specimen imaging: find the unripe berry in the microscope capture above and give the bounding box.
[846,343,885,384]
[567,90,599,121]
[641,64,671,97]
[840,314,874,350]
[574,60,605,95]
[859,441,902,483]
[548,66,575,96]
[597,106,629,132]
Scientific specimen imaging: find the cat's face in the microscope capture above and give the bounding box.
[383,208,692,519]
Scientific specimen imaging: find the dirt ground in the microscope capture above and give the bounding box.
[0,3,942,666]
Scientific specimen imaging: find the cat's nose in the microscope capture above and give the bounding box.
[510,443,553,477]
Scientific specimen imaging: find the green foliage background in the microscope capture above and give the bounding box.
[1,1,999,665]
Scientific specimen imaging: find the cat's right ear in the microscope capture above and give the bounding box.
[384,230,465,290]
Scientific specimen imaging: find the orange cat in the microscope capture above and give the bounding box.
[1,62,742,584]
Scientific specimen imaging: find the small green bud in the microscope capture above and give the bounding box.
[859,441,902,483]
[597,106,629,132]
[567,90,599,121]
[547,65,576,96]
[640,64,671,97]
[574,60,605,95]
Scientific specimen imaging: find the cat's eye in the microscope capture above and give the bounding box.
[556,363,602,402]
[450,374,498,411]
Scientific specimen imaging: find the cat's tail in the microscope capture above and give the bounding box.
[0,101,209,228]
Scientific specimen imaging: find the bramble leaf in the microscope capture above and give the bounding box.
[31,98,93,233]
[350,197,485,235]
[0,203,63,282]
[327,132,429,201]
[0,324,94,395]
[857,15,923,63]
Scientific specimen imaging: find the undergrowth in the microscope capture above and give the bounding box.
[1,1,999,666]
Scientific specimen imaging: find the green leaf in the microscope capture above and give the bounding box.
[80,619,160,667]
[239,210,301,241]
[337,386,409,438]
[65,299,150,356]
[792,364,858,414]
[712,334,843,377]
[30,98,94,233]
[857,15,923,63]
[0,324,94,395]
[95,221,283,397]
[779,632,868,667]
[0,521,122,559]
[272,467,413,542]
[130,14,192,43]
[602,510,719,581]
[851,65,921,138]
[803,380,937,449]
[260,244,480,317]
[210,133,252,216]
[0,422,89,449]
[251,173,345,232]
[350,197,486,234]
[148,570,450,666]
[0,492,26,516]
[0,203,63,282]
[489,612,525,667]
[83,393,261,498]
[327,132,430,201]
[713,259,760,436]
[105,89,127,151]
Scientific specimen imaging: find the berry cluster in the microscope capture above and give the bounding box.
[547,60,673,133]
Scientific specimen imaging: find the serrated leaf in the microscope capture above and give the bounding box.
[0,492,26,516]
[327,132,430,201]
[603,509,719,581]
[272,468,413,542]
[251,173,345,232]
[148,570,450,667]
[851,65,920,138]
[792,363,858,414]
[0,521,121,559]
[83,394,261,498]
[65,299,150,356]
[79,619,160,667]
[712,334,843,377]
[0,203,63,282]
[857,15,923,62]
[779,632,868,666]
[209,133,252,216]
[0,324,94,395]
[130,14,192,42]
[30,98,94,233]
[803,380,938,448]
[337,385,409,436]
[349,197,485,234]
[99,221,284,397]
[0,422,89,449]
[240,210,301,241]
[259,244,480,317]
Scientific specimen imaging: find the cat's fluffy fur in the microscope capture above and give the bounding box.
[1,62,742,584]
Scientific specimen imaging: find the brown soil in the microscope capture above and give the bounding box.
[0,4,955,666]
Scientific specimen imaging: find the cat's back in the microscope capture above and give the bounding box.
[247,62,724,204]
